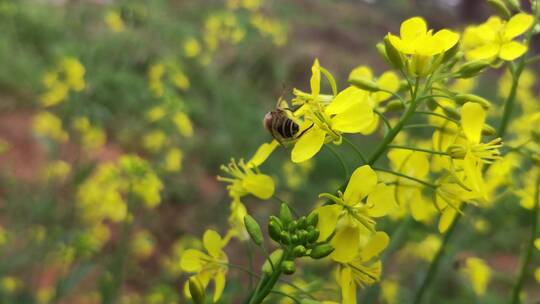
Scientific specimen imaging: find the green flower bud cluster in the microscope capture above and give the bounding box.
[266,204,334,275]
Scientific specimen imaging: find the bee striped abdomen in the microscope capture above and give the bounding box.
[277,117,299,138]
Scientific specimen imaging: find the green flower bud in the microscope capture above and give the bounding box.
[280,231,291,245]
[383,35,403,70]
[282,260,296,275]
[426,98,438,111]
[269,215,283,229]
[456,60,490,78]
[268,219,283,243]
[297,216,307,229]
[293,245,307,257]
[298,229,308,243]
[307,229,320,243]
[244,215,263,246]
[349,76,380,92]
[386,100,405,112]
[440,106,460,120]
[279,203,293,225]
[291,234,299,244]
[447,145,466,159]
[188,277,206,304]
[482,124,497,136]
[505,0,520,11]
[376,42,390,64]
[487,0,511,18]
[288,220,297,232]
[454,94,491,109]
[442,42,460,63]
[309,243,334,259]
[262,249,284,274]
[306,213,318,227]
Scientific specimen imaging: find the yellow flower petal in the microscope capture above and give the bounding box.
[360,231,389,261]
[291,127,326,163]
[438,207,457,233]
[348,65,373,80]
[213,271,226,302]
[331,224,360,263]
[180,249,206,272]
[499,41,527,61]
[243,174,275,199]
[400,17,427,41]
[339,267,357,304]
[534,238,540,250]
[343,165,377,205]
[331,101,374,133]
[465,43,500,61]
[535,267,540,283]
[203,230,223,258]
[367,184,397,217]
[316,204,342,241]
[373,71,400,102]
[388,34,414,54]
[310,58,321,98]
[504,13,534,40]
[461,102,485,144]
[247,140,279,167]
[325,86,368,115]
[432,29,460,52]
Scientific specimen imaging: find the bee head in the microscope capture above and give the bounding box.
[263,111,274,132]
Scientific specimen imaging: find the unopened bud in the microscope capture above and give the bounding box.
[482,124,497,136]
[309,243,334,259]
[293,245,307,257]
[307,229,320,243]
[262,249,284,274]
[386,100,405,112]
[279,203,293,225]
[280,231,291,245]
[505,0,520,11]
[487,0,511,18]
[441,106,461,120]
[244,215,263,246]
[447,145,466,159]
[188,277,206,304]
[268,219,283,243]
[306,212,318,226]
[384,35,404,70]
[442,42,460,63]
[456,60,490,78]
[282,260,296,275]
[376,42,390,64]
[349,76,380,92]
[455,94,491,109]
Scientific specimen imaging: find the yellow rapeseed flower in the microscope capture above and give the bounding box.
[463,13,534,61]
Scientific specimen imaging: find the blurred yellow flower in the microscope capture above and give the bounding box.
[180,230,229,303]
[463,13,534,61]
[33,111,69,143]
[131,230,155,260]
[173,111,194,138]
[42,160,71,181]
[164,148,183,172]
[183,37,201,58]
[143,130,167,153]
[460,257,492,296]
[105,10,125,33]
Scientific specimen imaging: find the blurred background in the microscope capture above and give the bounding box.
[0,0,539,303]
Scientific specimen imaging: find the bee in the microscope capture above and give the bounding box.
[263,98,312,146]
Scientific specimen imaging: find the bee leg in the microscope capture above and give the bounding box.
[296,123,314,138]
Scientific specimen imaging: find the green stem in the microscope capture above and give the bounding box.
[412,211,462,304]
[414,111,459,125]
[342,136,367,164]
[387,144,449,156]
[510,174,540,304]
[248,253,285,304]
[372,167,437,189]
[326,145,349,180]
[413,16,538,303]
[368,97,421,165]
[374,108,392,134]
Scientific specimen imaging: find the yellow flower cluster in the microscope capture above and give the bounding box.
[40,57,86,107]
